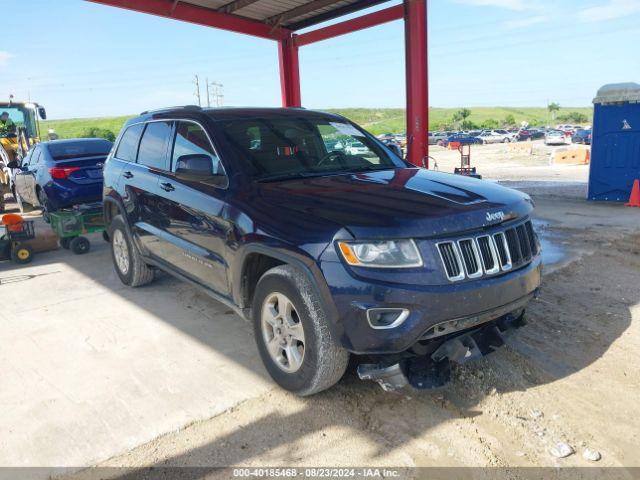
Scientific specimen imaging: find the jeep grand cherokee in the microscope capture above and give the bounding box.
[103,106,541,395]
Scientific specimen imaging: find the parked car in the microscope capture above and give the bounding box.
[516,129,531,141]
[477,129,513,144]
[429,131,449,146]
[528,128,546,140]
[571,129,592,145]
[11,138,113,222]
[344,140,370,155]
[557,124,582,135]
[444,133,483,147]
[544,129,568,145]
[103,106,541,395]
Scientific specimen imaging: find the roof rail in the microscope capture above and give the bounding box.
[140,105,203,115]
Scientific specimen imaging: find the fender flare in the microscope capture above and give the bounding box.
[237,243,344,341]
[103,195,135,238]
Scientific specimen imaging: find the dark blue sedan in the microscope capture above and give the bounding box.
[444,133,483,147]
[13,138,113,221]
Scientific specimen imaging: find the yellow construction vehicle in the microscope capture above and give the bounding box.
[0,97,47,212]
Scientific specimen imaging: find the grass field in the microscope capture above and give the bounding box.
[42,106,593,139]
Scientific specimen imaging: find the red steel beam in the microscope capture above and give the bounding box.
[404,0,428,168]
[278,36,302,107]
[296,4,404,46]
[85,0,291,40]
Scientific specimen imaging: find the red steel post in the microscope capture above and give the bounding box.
[404,0,428,168]
[278,35,302,107]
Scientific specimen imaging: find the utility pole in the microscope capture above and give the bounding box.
[193,75,201,106]
[205,78,211,107]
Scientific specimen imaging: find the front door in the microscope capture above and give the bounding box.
[154,120,231,297]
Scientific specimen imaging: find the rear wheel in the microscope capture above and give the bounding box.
[37,189,52,224]
[11,243,33,264]
[252,265,349,396]
[109,214,155,287]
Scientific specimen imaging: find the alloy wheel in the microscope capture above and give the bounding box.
[261,292,306,373]
[112,229,130,275]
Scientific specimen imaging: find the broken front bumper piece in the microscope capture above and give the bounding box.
[357,312,526,391]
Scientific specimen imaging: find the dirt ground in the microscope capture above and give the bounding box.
[59,141,638,478]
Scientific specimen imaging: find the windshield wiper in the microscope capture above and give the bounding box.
[339,165,397,174]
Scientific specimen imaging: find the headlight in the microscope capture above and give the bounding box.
[337,239,423,268]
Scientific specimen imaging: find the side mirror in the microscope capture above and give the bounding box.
[6,160,18,169]
[387,144,403,158]
[38,107,47,120]
[175,154,223,183]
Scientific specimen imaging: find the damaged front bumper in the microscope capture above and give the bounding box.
[357,310,527,391]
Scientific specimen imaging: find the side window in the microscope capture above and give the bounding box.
[171,121,223,175]
[138,121,172,170]
[115,123,144,162]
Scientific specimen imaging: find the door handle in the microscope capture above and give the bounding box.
[122,171,134,179]
[160,182,175,192]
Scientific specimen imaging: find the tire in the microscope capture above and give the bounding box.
[252,265,349,396]
[70,236,91,255]
[37,189,52,224]
[503,138,510,143]
[108,214,155,287]
[60,237,72,249]
[11,243,33,264]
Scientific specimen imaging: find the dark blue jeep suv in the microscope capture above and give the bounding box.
[103,106,542,395]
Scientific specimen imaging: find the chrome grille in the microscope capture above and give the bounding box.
[437,220,538,282]
[437,242,465,281]
[458,239,482,278]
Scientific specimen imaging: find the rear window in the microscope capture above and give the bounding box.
[47,140,112,161]
[137,121,172,170]
[116,123,145,162]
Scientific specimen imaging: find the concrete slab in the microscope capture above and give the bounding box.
[0,230,272,468]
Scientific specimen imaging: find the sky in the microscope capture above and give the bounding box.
[1,0,639,119]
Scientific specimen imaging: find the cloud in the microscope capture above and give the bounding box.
[504,15,548,29]
[0,51,13,67]
[453,0,531,10]
[578,0,640,22]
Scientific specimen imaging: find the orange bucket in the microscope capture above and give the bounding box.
[1,213,25,233]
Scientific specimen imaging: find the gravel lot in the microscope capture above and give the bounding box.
[72,141,640,477]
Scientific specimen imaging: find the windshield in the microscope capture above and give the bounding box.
[0,107,30,138]
[47,139,113,161]
[215,116,405,181]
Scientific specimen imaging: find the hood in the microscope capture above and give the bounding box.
[250,168,534,240]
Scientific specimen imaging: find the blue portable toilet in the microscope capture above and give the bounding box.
[589,83,640,202]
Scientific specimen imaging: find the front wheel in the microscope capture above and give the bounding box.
[252,265,349,396]
[109,215,155,287]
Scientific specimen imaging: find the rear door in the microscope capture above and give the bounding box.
[153,120,231,296]
[127,121,175,260]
